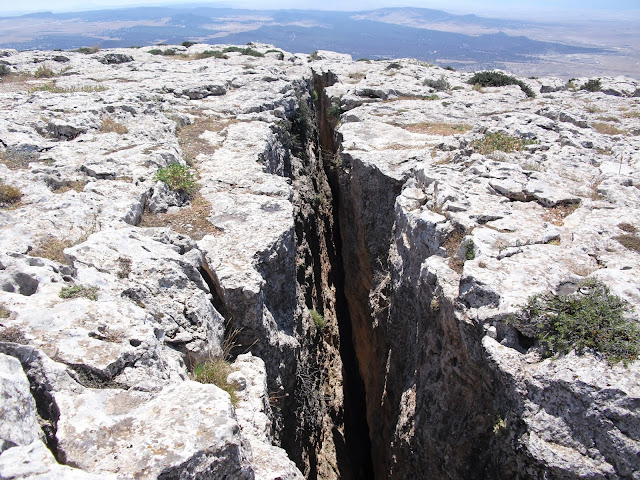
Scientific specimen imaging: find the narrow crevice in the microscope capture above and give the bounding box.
[199,262,227,319]
[313,70,375,480]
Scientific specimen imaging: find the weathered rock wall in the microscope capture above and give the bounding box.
[314,50,640,479]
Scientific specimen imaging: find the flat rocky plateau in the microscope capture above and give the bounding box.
[0,45,638,480]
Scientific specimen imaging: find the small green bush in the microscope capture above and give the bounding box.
[181,41,197,48]
[194,50,228,60]
[581,79,602,92]
[468,71,536,98]
[76,46,100,54]
[424,77,450,91]
[464,242,475,261]
[471,132,537,154]
[524,279,639,364]
[265,49,284,60]
[193,358,238,404]
[0,63,10,76]
[310,309,325,331]
[223,46,264,57]
[59,284,99,301]
[34,65,54,78]
[154,163,196,194]
[328,103,344,120]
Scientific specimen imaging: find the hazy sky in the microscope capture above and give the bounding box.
[2,0,639,18]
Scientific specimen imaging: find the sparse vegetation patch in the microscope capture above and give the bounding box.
[468,71,536,98]
[222,46,264,57]
[154,163,196,194]
[400,122,471,136]
[100,117,128,134]
[34,65,54,78]
[0,178,23,207]
[310,309,326,331]
[581,79,602,92]
[471,132,537,154]
[0,148,40,169]
[423,77,450,91]
[592,122,626,136]
[59,284,99,301]
[29,82,107,93]
[192,358,238,404]
[522,279,639,364]
[76,45,100,54]
[615,234,640,253]
[193,50,228,60]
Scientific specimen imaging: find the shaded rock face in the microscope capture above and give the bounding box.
[313,52,640,479]
[0,45,639,480]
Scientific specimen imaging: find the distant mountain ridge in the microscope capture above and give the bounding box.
[0,6,611,72]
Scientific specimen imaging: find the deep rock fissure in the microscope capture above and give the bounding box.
[311,71,375,480]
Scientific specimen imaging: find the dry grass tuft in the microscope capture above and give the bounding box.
[176,114,233,165]
[618,223,637,234]
[100,117,128,134]
[140,192,221,240]
[541,203,580,226]
[400,122,471,136]
[0,148,41,169]
[0,325,28,344]
[592,122,626,136]
[471,132,537,155]
[34,65,55,78]
[0,180,23,207]
[615,234,640,253]
[30,238,73,263]
[52,180,87,194]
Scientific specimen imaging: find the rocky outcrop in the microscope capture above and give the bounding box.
[0,44,638,480]
[315,52,640,479]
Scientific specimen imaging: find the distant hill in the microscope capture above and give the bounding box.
[0,6,620,74]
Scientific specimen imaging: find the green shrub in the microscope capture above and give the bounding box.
[468,71,536,98]
[222,46,264,57]
[149,48,177,56]
[34,65,54,78]
[471,132,537,154]
[154,163,196,194]
[310,309,325,331]
[424,77,450,91]
[581,79,602,92]
[265,49,284,60]
[0,63,10,76]
[76,45,100,54]
[444,65,456,71]
[0,179,22,207]
[524,279,639,364]
[192,358,238,404]
[194,50,228,60]
[464,241,475,261]
[59,284,99,301]
[181,41,197,48]
[328,103,344,120]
